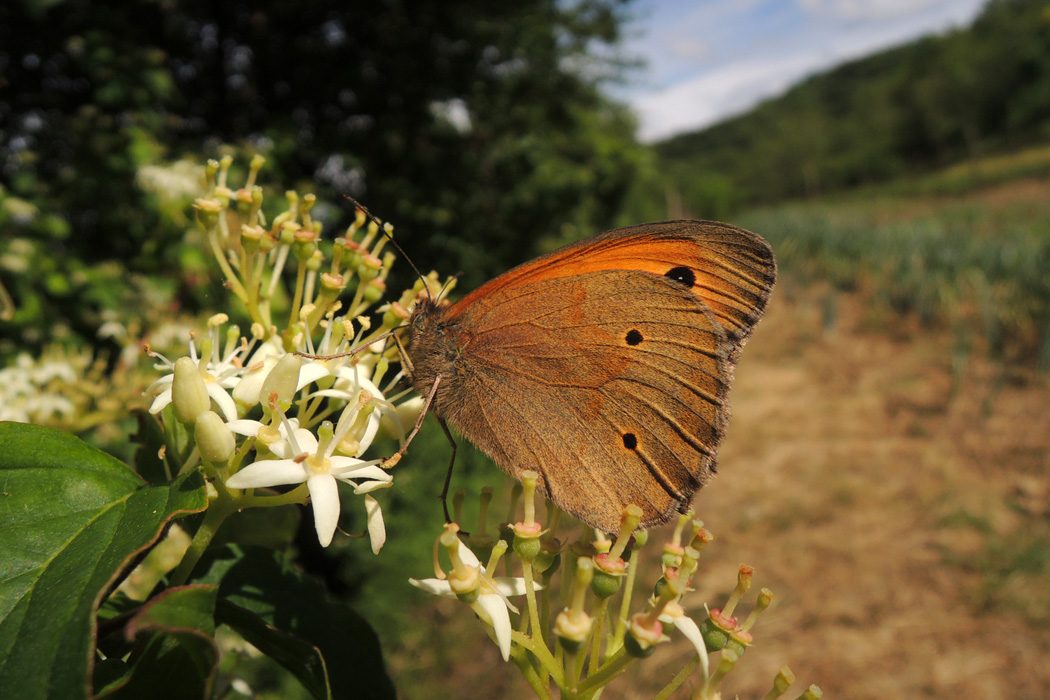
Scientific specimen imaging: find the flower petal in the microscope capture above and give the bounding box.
[477,593,513,661]
[226,459,307,489]
[270,427,318,459]
[351,479,393,495]
[146,374,175,394]
[329,460,389,481]
[148,387,173,415]
[664,613,709,677]
[456,539,480,568]
[365,494,385,554]
[298,361,331,389]
[207,382,239,422]
[307,473,341,547]
[226,418,265,437]
[491,577,532,598]
[409,577,454,597]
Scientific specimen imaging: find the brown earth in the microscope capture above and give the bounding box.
[390,291,1050,699]
[648,292,1050,700]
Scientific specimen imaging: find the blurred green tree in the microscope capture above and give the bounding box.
[0,0,647,352]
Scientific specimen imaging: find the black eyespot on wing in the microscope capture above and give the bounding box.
[622,433,638,450]
[625,329,643,346]
[664,266,695,287]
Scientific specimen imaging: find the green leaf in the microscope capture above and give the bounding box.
[98,585,219,699]
[0,423,208,700]
[195,545,396,700]
[131,409,173,484]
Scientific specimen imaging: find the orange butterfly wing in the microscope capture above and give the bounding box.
[449,220,777,356]
[411,220,776,531]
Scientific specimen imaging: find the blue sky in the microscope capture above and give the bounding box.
[617,0,988,142]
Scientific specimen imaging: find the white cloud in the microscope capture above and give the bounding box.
[797,0,955,22]
[634,52,821,142]
[667,36,714,62]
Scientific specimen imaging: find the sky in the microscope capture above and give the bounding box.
[618,0,988,143]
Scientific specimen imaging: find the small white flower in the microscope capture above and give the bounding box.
[232,339,330,410]
[226,414,309,457]
[302,363,390,453]
[225,416,391,549]
[409,539,533,662]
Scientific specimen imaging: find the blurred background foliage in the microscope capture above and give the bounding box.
[0,0,650,360]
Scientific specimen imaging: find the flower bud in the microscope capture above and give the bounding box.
[512,521,543,563]
[261,354,302,405]
[555,557,594,652]
[591,552,626,599]
[700,608,737,652]
[363,278,386,304]
[193,198,222,230]
[624,612,664,658]
[172,357,210,425]
[555,612,591,653]
[195,410,235,463]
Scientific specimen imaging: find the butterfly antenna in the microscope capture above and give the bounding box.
[343,195,432,299]
[437,272,461,303]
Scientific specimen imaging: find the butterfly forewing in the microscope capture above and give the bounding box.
[449,220,777,356]
[439,270,732,531]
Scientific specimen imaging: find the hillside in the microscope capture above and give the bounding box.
[655,0,1050,213]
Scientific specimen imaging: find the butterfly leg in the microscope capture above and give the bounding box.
[379,376,461,526]
[382,374,441,469]
[436,416,459,524]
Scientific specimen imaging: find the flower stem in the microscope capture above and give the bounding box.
[588,597,609,674]
[168,496,238,587]
[511,647,554,700]
[510,627,563,688]
[522,561,546,651]
[576,646,635,696]
[612,550,640,652]
[653,654,699,700]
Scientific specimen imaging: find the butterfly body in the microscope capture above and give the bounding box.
[408,220,776,532]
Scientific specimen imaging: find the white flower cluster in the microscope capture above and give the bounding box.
[147,313,417,552]
[141,155,450,554]
[0,348,91,424]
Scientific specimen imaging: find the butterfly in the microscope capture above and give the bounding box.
[400,220,776,533]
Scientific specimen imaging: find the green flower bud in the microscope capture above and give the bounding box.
[513,525,542,563]
[700,609,738,652]
[725,629,753,657]
[363,278,386,304]
[535,542,561,577]
[195,410,235,463]
[261,354,302,405]
[554,609,592,653]
[193,198,223,230]
[590,552,626,599]
[624,612,663,658]
[172,357,210,425]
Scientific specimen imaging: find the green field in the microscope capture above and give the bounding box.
[737,148,1050,370]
